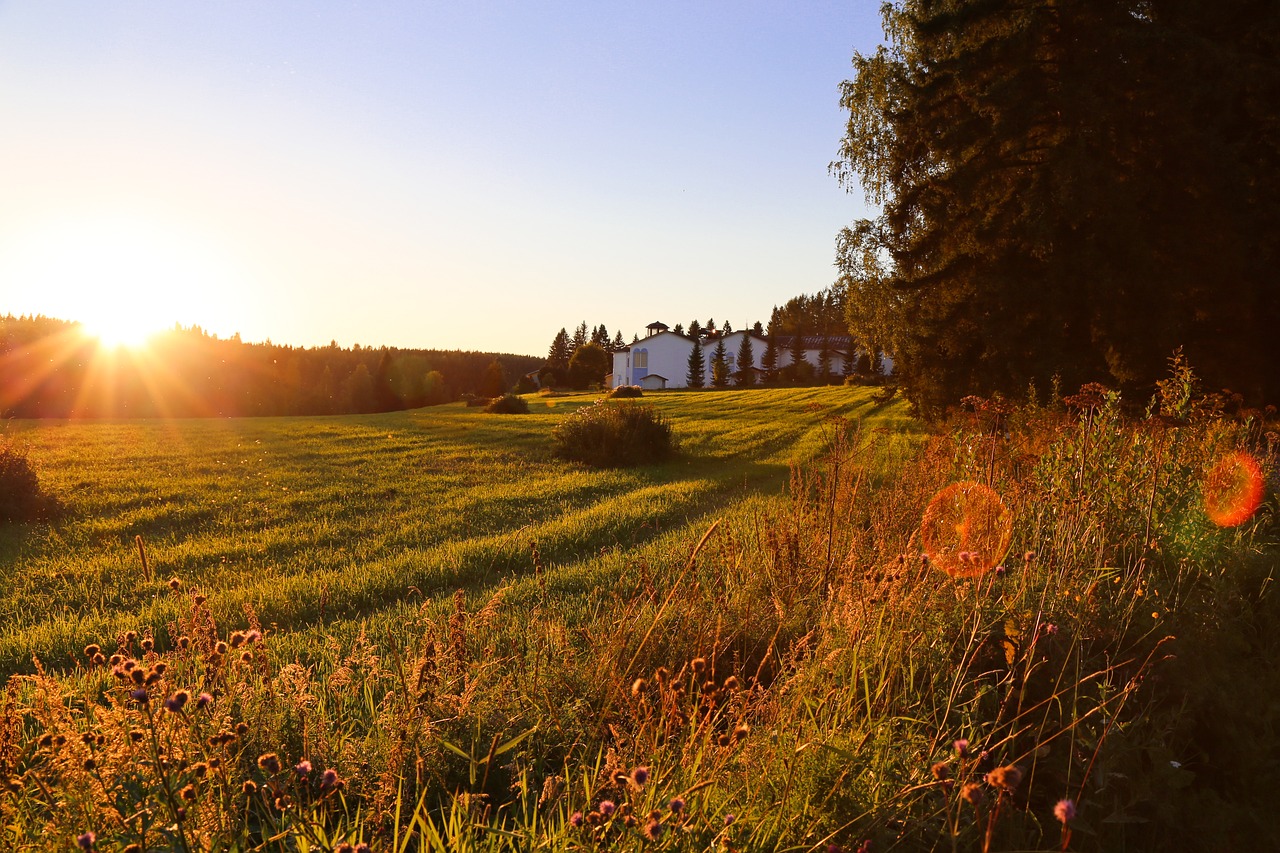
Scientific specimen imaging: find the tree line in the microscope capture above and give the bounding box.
[0,315,541,418]
[834,0,1280,416]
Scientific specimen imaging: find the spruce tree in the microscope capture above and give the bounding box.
[735,333,756,386]
[611,331,626,351]
[711,339,730,388]
[686,339,705,388]
[687,320,702,339]
[787,326,808,385]
[672,323,685,336]
[570,322,588,357]
[761,335,779,385]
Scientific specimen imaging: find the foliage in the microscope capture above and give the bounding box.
[551,401,677,468]
[710,339,730,388]
[685,339,705,388]
[734,333,756,387]
[478,359,508,398]
[0,442,53,523]
[607,385,644,399]
[567,342,610,390]
[0,314,540,418]
[484,394,529,414]
[834,0,1280,416]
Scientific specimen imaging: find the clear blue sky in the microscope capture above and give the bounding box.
[0,1,883,355]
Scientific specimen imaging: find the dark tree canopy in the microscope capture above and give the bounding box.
[686,338,706,388]
[834,0,1280,415]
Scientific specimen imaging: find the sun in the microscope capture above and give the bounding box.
[1,211,247,350]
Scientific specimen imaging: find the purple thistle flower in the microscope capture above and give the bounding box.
[570,811,584,828]
[668,796,685,813]
[954,739,970,758]
[598,799,615,816]
[322,768,340,788]
[195,692,213,710]
[1054,798,1077,823]
[643,818,664,840]
[294,760,312,777]
[129,688,148,703]
[724,813,736,826]
[164,690,189,713]
[76,831,95,851]
[631,766,649,785]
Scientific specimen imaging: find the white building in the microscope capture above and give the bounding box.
[609,321,892,389]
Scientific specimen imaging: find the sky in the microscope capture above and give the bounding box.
[0,2,884,357]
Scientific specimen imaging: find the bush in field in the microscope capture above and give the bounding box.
[552,400,676,467]
[485,393,530,414]
[607,384,643,399]
[0,442,51,522]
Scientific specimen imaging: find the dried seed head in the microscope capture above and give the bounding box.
[931,761,950,781]
[986,765,1023,792]
[168,577,182,591]
[631,678,646,697]
[84,644,101,658]
[691,657,706,675]
[962,782,985,806]
[141,637,154,653]
[258,753,281,775]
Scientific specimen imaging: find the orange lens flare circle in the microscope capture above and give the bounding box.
[1203,451,1265,528]
[920,481,1013,578]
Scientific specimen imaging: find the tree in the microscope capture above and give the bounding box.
[612,330,626,351]
[568,342,610,389]
[711,339,730,388]
[835,0,1280,414]
[761,335,779,385]
[752,321,764,335]
[672,323,685,336]
[592,324,610,348]
[479,359,508,398]
[569,322,588,357]
[423,370,448,405]
[686,338,705,388]
[343,364,375,413]
[735,333,756,386]
[721,320,733,334]
[817,337,832,385]
[786,326,808,385]
[687,320,702,339]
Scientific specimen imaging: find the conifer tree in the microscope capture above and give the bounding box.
[686,338,705,388]
[611,330,626,351]
[672,323,685,336]
[735,332,756,386]
[570,322,588,356]
[711,339,730,388]
[687,320,702,339]
[761,335,779,385]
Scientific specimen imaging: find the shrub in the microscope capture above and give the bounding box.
[0,442,51,523]
[607,385,644,399]
[485,393,530,414]
[552,401,676,467]
[461,393,491,408]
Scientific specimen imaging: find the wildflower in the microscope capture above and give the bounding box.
[83,758,97,771]
[195,692,213,710]
[723,675,741,691]
[986,765,1023,792]
[235,722,250,736]
[322,768,340,788]
[215,641,228,655]
[599,799,616,816]
[1054,799,1077,823]
[826,845,842,853]
[242,780,258,795]
[961,782,985,806]
[570,811,584,828]
[295,760,312,777]
[954,739,969,758]
[691,657,706,675]
[668,797,685,813]
[141,637,154,653]
[168,577,182,591]
[1043,623,1059,637]
[246,629,262,643]
[355,844,372,853]
[194,594,207,605]
[178,636,191,650]
[631,678,646,696]
[931,761,950,781]
[164,691,189,713]
[643,817,664,840]
[631,766,649,786]
[84,644,101,658]
[181,784,197,801]
[76,831,95,850]
[994,565,1007,577]
[337,845,356,853]
[230,631,246,649]
[129,688,148,703]
[724,813,736,826]
[258,753,281,774]
[733,722,750,742]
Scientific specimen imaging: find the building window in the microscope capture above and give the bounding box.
[634,349,648,369]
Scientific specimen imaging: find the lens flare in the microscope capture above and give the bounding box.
[1203,451,1264,528]
[920,481,1013,578]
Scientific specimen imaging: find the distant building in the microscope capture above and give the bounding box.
[610,322,893,389]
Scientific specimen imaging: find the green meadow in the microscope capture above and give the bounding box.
[0,387,914,673]
[1,385,1277,852]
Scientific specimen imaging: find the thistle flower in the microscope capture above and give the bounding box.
[1054,798,1077,823]
[180,784,197,801]
[931,761,950,781]
[643,817,664,840]
[195,692,213,710]
[84,644,101,658]
[129,688,148,703]
[668,797,685,813]
[961,782,985,806]
[168,577,182,591]
[76,831,95,850]
[258,753,281,775]
[570,811,584,828]
[691,657,706,675]
[242,780,258,795]
[599,800,616,816]
[954,739,969,758]
[631,766,649,785]
[164,691,189,713]
[631,678,646,696]
[986,765,1023,792]
[724,813,736,826]
[294,760,312,777]
[322,768,340,788]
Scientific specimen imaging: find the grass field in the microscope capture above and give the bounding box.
[0,386,914,675]
[2,384,1276,852]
